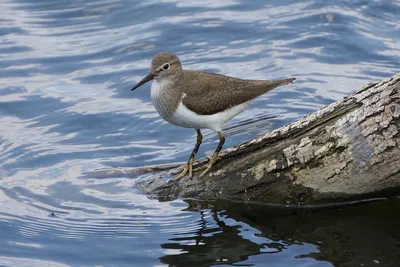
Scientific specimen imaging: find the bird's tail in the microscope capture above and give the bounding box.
[261,77,295,93]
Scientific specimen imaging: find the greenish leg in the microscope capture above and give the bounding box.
[173,129,203,180]
[199,131,225,178]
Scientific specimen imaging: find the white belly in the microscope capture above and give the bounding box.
[151,79,251,132]
[169,100,251,132]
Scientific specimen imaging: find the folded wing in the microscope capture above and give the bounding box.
[181,70,295,115]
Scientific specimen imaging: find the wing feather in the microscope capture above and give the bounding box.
[180,70,295,115]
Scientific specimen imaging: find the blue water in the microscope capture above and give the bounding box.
[1,0,400,266]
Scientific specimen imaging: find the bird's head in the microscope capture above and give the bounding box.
[131,52,182,91]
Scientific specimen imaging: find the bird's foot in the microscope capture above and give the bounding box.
[172,158,195,181]
[172,164,188,181]
[194,155,212,171]
[199,153,219,178]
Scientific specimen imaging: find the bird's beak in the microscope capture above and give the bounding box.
[131,72,155,91]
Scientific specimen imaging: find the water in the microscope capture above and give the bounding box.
[1,0,399,266]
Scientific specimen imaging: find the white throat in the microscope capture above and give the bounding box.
[150,78,172,100]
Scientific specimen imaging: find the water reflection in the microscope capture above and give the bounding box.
[159,199,400,267]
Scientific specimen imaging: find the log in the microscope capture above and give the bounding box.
[139,73,400,205]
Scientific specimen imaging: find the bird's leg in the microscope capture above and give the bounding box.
[173,129,203,180]
[188,129,203,177]
[199,131,225,178]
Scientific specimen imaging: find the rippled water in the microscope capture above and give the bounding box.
[1,0,400,266]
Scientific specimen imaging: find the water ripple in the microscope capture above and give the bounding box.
[1,0,400,266]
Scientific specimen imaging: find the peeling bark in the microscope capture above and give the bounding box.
[139,73,400,205]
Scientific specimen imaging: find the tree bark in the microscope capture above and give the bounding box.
[139,73,400,205]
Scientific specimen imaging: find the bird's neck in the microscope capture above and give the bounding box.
[152,77,174,97]
[152,72,184,94]
[151,73,185,117]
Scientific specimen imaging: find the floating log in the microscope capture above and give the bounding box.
[139,73,400,205]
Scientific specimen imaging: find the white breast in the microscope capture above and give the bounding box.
[150,79,174,122]
[151,79,251,132]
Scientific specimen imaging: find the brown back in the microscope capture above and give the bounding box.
[180,70,295,115]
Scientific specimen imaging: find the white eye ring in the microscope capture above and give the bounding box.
[163,63,170,70]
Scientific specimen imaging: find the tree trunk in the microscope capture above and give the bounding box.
[138,73,400,205]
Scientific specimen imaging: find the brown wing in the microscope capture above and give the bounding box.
[181,70,295,115]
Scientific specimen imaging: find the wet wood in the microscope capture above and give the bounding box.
[85,162,186,178]
[140,73,400,205]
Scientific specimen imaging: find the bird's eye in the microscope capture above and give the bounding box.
[163,63,170,70]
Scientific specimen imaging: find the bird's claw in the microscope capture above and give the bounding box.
[172,158,195,181]
[198,153,218,178]
[172,164,189,181]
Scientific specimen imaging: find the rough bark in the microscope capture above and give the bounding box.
[138,73,400,205]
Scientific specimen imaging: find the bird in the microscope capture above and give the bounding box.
[131,52,295,180]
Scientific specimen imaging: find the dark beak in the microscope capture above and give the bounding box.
[131,72,155,91]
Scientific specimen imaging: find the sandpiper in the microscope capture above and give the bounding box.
[131,52,295,180]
